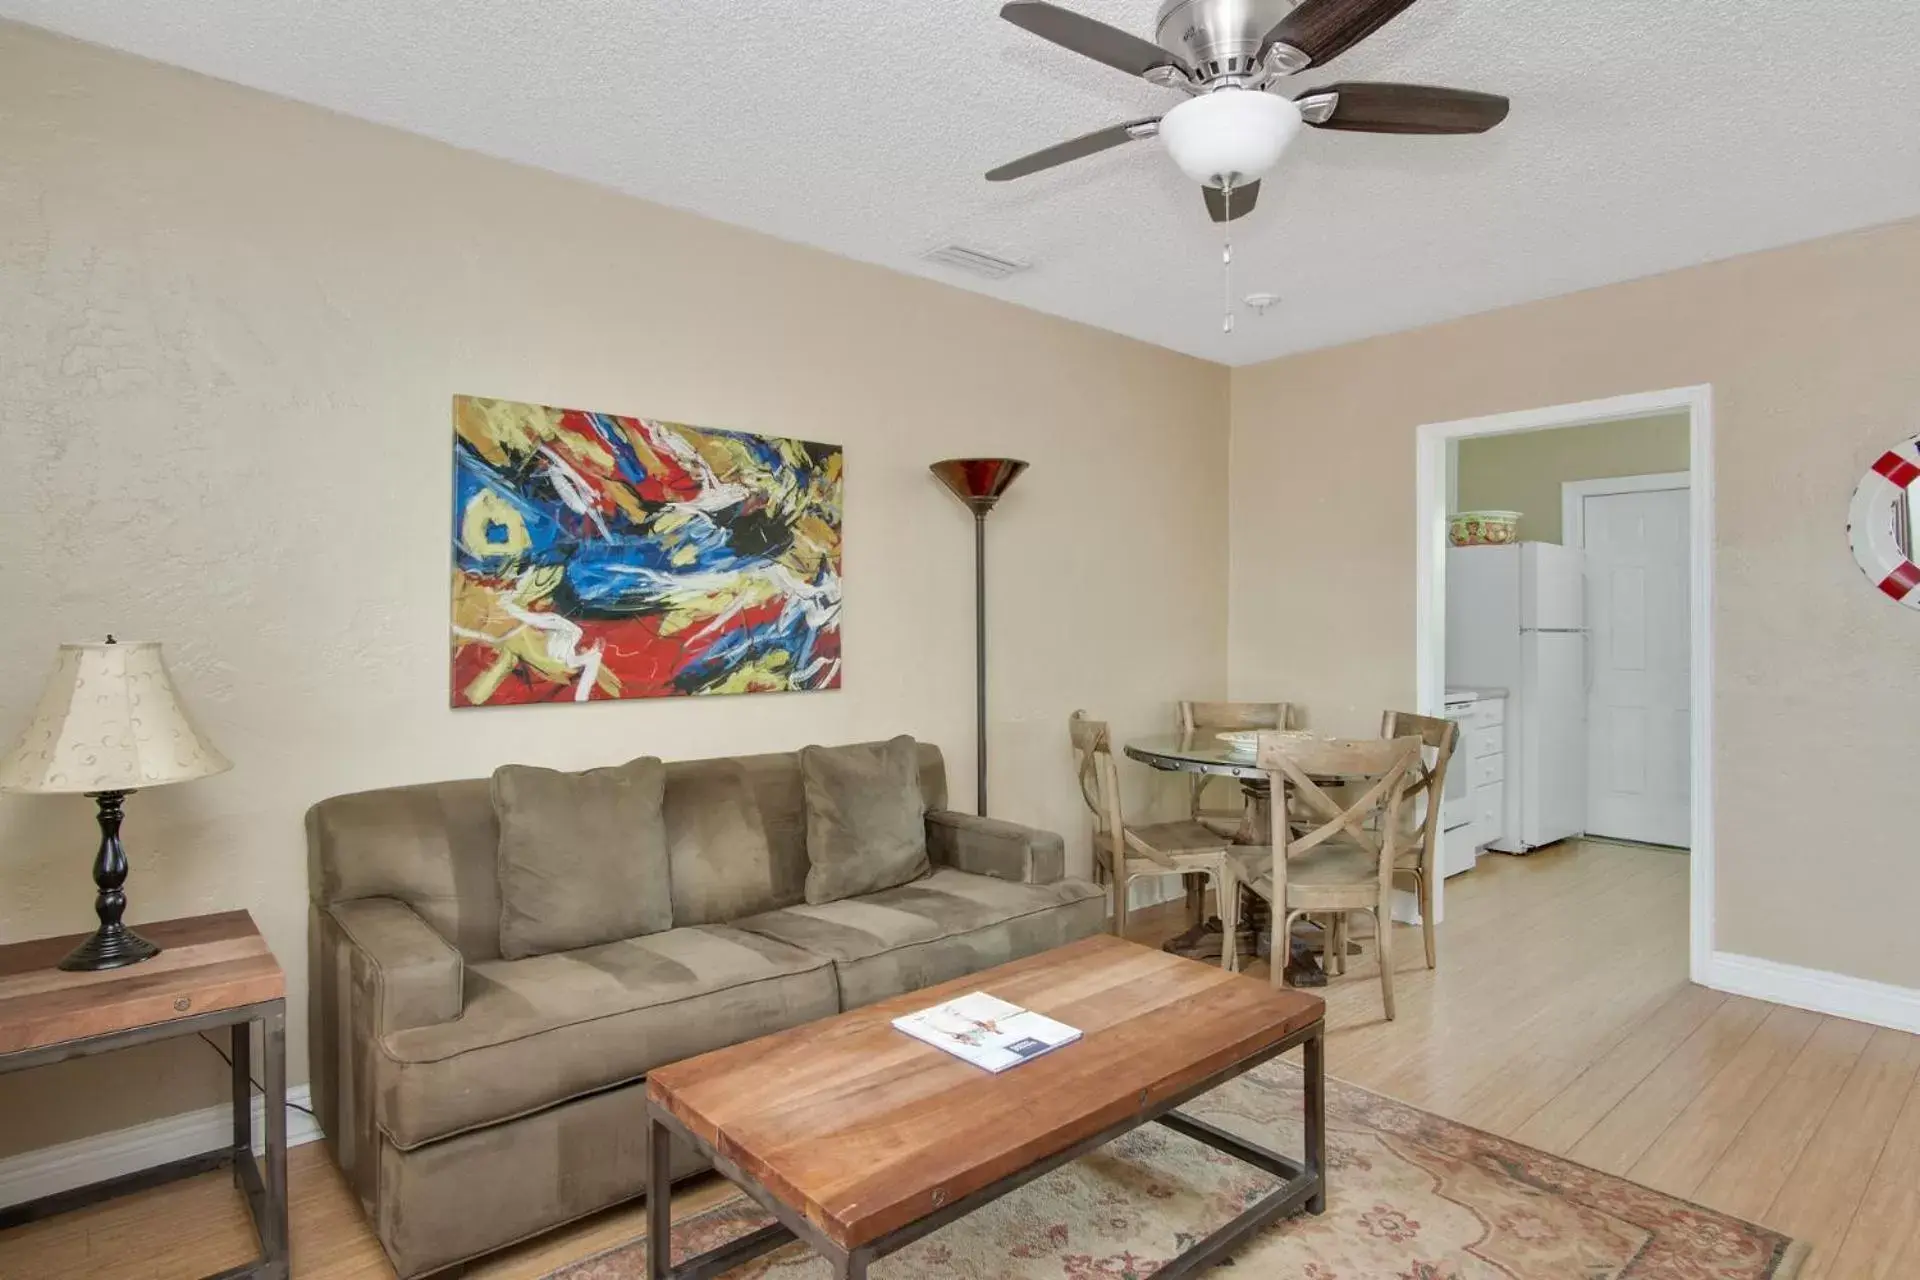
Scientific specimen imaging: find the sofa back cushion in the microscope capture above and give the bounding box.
[799,736,932,905]
[491,756,673,960]
[307,741,951,961]
[664,758,783,926]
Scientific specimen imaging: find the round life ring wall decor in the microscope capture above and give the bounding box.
[1849,434,1920,606]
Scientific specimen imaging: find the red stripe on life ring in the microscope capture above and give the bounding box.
[1872,451,1920,489]
[1878,560,1920,600]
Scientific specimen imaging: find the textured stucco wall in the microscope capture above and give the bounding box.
[1229,214,1920,990]
[0,24,1229,1156]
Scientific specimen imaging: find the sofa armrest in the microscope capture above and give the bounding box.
[327,898,464,1037]
[925,809,1068,885]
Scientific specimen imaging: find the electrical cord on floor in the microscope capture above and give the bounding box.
[197,1031,317,1119]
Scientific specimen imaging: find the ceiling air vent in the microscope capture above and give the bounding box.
[921,244,1031,281]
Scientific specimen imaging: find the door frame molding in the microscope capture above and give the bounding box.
[1562,470,1691,546]
[1414,386,1714,983]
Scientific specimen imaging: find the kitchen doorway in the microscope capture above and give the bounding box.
[1413,387,1714,983]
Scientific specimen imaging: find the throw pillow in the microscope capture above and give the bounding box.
[799,736,930,905]
[663,758,784,926]
[491,755,672,960]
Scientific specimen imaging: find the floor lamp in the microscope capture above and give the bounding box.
[930,458,1028,815]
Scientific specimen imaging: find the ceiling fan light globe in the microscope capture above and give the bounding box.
[1159,88,1302,187]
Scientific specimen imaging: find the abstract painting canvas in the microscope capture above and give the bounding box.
[451,395,842,706]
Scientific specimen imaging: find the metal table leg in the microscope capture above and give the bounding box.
[262,1004,288,1269]
[647,1118,672,1280]
[1305,1020,1326,1215]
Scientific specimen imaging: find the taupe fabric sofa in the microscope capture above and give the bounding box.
[307,742,1103,1277]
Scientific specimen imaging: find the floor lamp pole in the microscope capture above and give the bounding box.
[929,458,1029,817]
[973,509,988,815]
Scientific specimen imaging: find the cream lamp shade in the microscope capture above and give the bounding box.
[0,640,231,794]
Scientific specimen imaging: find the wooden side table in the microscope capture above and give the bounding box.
[0,910,289,1280]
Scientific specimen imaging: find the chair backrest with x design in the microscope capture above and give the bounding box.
[1179,700,1290,829]
[1255,733,1424,894]
[1179,701,1291,734]
[1380,710,1460,876]
[1068,710,1126,856]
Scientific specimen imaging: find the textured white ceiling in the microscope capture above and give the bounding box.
[8,1,1920,364]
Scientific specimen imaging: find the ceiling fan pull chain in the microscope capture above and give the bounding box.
[1221,182,1235,334]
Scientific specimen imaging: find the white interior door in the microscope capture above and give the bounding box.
[1572,482,1691,847]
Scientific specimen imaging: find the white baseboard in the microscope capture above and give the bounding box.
[0,1085,321,1210]
[1704,951,1920,1036]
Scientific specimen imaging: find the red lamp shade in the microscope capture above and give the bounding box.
[930,458,1028,514]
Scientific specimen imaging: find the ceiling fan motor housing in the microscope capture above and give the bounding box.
[1155,0,1301,83]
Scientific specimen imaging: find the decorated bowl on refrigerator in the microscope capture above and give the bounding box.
[1450,510,1522,546]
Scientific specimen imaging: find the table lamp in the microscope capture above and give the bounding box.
[0,638,231,971]
[929,458,1028,815]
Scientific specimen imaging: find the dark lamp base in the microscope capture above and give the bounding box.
[58,924,162,972]
[61,789,164,972]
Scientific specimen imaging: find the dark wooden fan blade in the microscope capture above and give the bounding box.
[1001,1,1189,79]
[1260,0,1423,69]
[986,118,1158,181]
[1301,82,1509,134]
[1202,181,1261,223]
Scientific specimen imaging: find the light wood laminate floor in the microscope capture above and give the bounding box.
[2,840,1914,1278]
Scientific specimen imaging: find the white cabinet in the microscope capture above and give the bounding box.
[1468,693,1508,854]
[1441,691,1508,876]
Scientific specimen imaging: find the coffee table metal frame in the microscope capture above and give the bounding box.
[646,1015,1325,1280]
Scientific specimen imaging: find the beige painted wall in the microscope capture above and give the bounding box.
[0,24,1229,1157]
[1456,413,1692,543]
[1229,215,1920,991]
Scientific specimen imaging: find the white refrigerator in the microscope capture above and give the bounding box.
[1446,542,1588,852]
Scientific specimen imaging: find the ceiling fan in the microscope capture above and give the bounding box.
[987,0,1510,222]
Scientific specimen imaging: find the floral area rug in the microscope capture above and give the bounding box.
[548,1063,1806,1279]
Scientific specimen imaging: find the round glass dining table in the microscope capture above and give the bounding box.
[1124,732,1275,846]
[1124,732,1272,784]
[1124,731,1361,841]
[1123,731,1347,984]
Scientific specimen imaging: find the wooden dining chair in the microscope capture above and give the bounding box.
[1381,710,1460,971]
[1229,732,1423,1018]
[1178,700,1291,837]
[1070,711,1241,970]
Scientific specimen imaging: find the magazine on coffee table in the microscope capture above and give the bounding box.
[892,992,1082,1073]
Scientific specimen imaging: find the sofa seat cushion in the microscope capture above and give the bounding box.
[732,868,1106,1010]
[376,925,837,1150]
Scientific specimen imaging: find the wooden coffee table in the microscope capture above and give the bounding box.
[646,934,1325,1280]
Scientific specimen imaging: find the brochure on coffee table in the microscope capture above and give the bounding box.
[892,992,1081,1073]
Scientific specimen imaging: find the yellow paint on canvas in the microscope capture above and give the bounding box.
[451,569,621,701]
[459,491,532,559]
[455,396,563,466]
[701,651,792,696]
[652,573,779,637]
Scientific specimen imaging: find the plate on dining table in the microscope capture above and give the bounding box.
[1215,730,1260,758]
